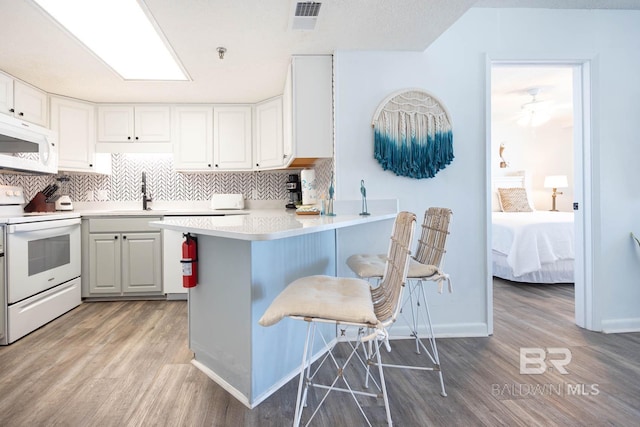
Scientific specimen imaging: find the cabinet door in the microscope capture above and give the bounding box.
[13,80,48,126]
[98,106,134,142]
[89,234,121,294]
[51,96,97,172]
[121,232,162,293]
[213,106,252,170]
[0,73,13,118]
[292,55,333,158]
[254,97,284,169]
[135,106,171,142]
[282,64,293,164]
[172,106,214,170]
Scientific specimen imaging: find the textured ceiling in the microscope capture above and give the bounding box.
[0,0,638,104]
[0,0,475,103]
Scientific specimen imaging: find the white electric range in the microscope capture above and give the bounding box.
[0,185,81,345]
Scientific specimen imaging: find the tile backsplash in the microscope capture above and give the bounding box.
[0,154,333,203]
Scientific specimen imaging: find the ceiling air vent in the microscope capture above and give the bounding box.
[292,2,321,31]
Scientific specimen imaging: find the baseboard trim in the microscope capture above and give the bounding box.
[388,322,489,339]
[601,318,640,333]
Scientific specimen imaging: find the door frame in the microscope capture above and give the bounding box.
[485,57,594,333]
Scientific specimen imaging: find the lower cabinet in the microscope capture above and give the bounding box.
[83,217,162,298]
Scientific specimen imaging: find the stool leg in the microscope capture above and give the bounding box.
[374,335,393,426]
[410,280,421,354]
[418,283,447,397]
[294,322,315,426]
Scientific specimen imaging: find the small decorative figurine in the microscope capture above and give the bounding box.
[359,179,370,216]
[326,172,336,216]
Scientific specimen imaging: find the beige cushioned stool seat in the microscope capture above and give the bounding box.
[347,254,439,279]
[259,275,378,327]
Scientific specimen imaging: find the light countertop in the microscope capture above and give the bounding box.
[76,208,250,217]
[149,210,397,241]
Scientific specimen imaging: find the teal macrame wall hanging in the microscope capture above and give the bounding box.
[372,89,454,179]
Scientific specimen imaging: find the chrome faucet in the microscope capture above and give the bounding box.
[142,171,152,210]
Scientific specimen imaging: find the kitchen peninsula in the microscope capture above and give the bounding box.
[150,206,396,408]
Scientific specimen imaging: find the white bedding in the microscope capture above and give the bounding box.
[492,211,574,278]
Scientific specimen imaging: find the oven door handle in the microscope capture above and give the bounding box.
[7,218,81,234]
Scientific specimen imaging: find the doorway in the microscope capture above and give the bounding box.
[487,60,592,332]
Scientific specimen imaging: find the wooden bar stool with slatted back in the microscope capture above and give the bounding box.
[346,207,453,397]
[259,211,417,426]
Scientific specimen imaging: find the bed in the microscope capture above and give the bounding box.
[492,174,574,283]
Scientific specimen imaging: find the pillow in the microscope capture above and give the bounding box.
[497,187,533,212]
[491,190,501,212]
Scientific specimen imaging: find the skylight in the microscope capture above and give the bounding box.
[33,0,188,81]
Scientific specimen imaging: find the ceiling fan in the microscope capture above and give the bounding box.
[517,88,553,127]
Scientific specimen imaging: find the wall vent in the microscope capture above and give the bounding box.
[292,2,321,30]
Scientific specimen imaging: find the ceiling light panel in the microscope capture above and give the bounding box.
[33,0,188,81]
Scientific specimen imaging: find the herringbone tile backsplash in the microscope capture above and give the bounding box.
[0,154,334,203]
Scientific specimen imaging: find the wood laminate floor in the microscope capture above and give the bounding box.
[1,279,639,426]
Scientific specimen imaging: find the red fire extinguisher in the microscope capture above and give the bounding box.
[181,233,198,288]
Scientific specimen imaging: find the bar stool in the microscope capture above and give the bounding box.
[346,207,453,397]
[259,211,417,426]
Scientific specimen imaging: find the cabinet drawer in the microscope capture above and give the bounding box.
[89,217,162,233]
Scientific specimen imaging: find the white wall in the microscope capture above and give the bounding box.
[334,8,640,334]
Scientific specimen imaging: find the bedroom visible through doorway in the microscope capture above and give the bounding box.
[488,61,590,331]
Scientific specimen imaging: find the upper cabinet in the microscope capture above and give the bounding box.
[50,96,111,174]
[213,105,252,171]
[254,96,284,170]
[283,55,334,167]
[0,57,333,167]
[0,72,48,127]
[97,105,171,153]
[172,106,214,171]
[174,105,253,172]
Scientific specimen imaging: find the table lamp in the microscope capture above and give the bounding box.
[544,175,568,212]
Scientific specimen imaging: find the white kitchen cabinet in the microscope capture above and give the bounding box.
[213,105,252,170]
[254,96,284,169]
[121,232,162,293]
[0,72,48,127]
[283,55,334,166]
[162,228,187,297]
[97,105,171,150]
[282,65,294,163]
[85,217,162,297]
[172,106,214,171]
[50,96,111,174]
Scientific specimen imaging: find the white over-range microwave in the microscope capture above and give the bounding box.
[0,113,58,174]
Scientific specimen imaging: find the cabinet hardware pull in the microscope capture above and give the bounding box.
[208,164,211,167]
[115,235,118,239]
[9,108,14,113]
[18,112,24,116]
[123,235,127,239]
[135,136,139,140]
[127,136,131,140]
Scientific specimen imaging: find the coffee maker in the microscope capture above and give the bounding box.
[285,174,302,209]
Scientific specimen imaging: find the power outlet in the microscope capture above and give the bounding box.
[97,190,109,200]
[86,190,94,201]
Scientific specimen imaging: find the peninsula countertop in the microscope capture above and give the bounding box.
[149,209,397,241]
